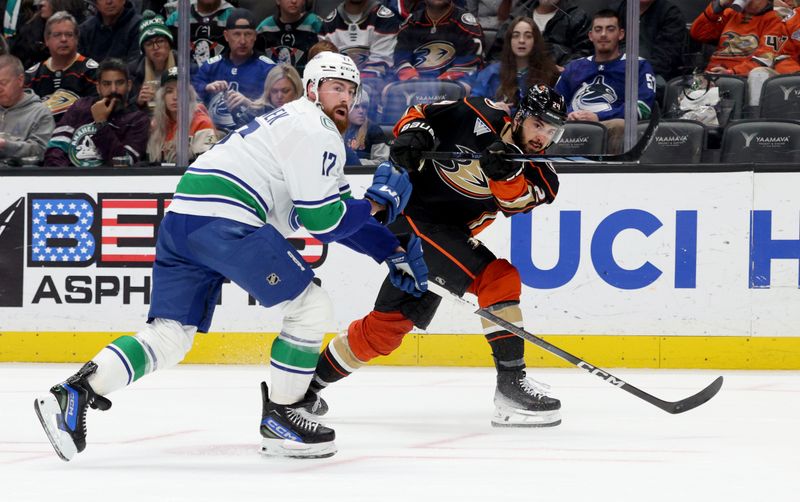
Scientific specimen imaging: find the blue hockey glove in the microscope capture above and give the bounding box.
[385,234,428,297]
[365,161,412,225]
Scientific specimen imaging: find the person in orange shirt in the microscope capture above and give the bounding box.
[774,1,800,73]
[690,0,787,104]
[146,66,217,164]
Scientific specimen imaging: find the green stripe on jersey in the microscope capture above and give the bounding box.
[175,173,267,221]
[296,200,345,233]
[340,190,353,200]
[270,338,320,370]
[110,335,150,382]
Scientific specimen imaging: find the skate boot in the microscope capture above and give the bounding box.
[492,370,561,428]
[259,382,336,459]
[299,390,329,417]
[34,362,112,461]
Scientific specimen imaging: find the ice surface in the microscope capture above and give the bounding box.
[2,364,798,502]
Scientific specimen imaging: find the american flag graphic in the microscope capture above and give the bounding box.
[100,197,170,263]
[29,198,96,264]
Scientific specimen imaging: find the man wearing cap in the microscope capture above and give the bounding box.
[165,0,236,66]
[44,57,149,167]
[191,8,275,132]
[129,10,179,113]
[78,0,142,65]
[25,11,99,122]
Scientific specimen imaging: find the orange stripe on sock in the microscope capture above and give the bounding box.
[324,350,349,377]
[486,333,517,342]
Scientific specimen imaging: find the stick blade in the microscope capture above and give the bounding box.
[662,376,723,414]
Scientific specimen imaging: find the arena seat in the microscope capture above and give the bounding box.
[720,119,800,163]
[758,74,800,120]
[637,119,705,164]
[379,79,468,125]
[545,121,607,155]
[664,74,747,122]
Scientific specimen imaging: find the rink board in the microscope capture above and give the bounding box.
[0,171,798,368]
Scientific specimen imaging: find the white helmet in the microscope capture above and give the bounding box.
[302,52,361,104]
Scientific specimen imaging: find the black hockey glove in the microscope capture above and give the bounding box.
[390,121,435,172]
[480,140,524,181]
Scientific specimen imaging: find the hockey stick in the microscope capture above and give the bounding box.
[426,281,723,414]
[422,103,661,164]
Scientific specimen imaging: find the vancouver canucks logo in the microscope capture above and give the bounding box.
[572,75,616,114]
[413,42,457,72]
[433,145,491,199]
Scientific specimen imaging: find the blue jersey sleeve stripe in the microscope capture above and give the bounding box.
[172,195,261,218]
[186,167,270,214]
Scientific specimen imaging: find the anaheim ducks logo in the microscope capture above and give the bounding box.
[433,145,491,199]
[343,46,371,68]
[717,32,759,57]
[413,42,457,72]
[45,89,80,116]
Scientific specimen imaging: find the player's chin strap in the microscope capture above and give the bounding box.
[426,280,723,415]
[421,103,661,164]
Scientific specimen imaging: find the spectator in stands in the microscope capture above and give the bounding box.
[466,0,507,32]
[490,0,591,66]
[256,0,322,71]
[612,0,687,88]
[229,63,302,127]
[319,0,401,82]
[394,0,484,81]
[10,0,86,68]
[191,8,275,132]
[146,66,216,164]
[775,1,800,73]
[690,0,784,75]
[555,9,656,153]
[78,0,142,64]
[308,40,339,60]
[344,88,388,165]
[44,57,149,166]
[0,54,55,162]
[774,0,799,19]
[25,11,98,121]
[130,10,176,113]
[165,0,234,66]
[470,16,558,111]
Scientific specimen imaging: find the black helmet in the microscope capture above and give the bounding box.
[515,84,567,146]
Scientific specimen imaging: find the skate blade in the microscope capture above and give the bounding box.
[34,395,78,461]
[260,437,337,459]
[491,405,562,428]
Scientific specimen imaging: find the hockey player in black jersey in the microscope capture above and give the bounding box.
[311,85,569,428]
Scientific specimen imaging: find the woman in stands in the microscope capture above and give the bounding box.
[146,67,217,164]
[231,63,303,127]
[470,16,559,113]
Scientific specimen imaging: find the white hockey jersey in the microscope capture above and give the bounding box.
[168,98,350,238]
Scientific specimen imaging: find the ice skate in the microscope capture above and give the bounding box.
[33,362,112,461]
[299,390,329,417]
[259,382,336,459]
[492,370,561,428]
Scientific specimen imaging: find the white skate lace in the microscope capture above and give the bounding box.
[286,408,319,433]
[519,376,552,398]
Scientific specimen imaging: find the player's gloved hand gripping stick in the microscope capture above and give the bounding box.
[385,234,428,297]
[390,121,436,172]
[365,162,412,225]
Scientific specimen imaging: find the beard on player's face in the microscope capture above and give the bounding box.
[325,105,349,133]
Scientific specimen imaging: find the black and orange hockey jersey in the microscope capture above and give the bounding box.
[393,5,484,80]
[393,97,559,235]
[25,54,98,121]
[690,3,786,74]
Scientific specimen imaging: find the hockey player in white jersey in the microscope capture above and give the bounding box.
[34,52,428,460]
